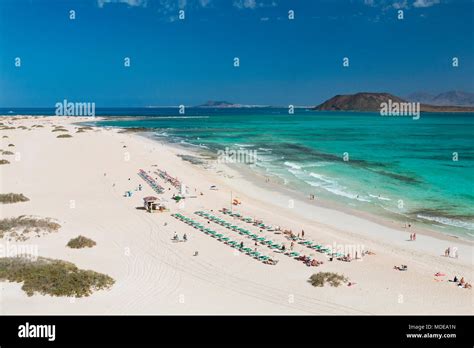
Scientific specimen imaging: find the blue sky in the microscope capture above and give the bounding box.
[0,0,473,107]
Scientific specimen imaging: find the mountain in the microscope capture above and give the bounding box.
[313,93,405,111]
[313,92,474,112]
[406,91,474,106]
[405,92,435,105]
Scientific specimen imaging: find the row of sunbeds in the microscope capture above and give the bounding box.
[155,169,181,189]
[220,208,345,258]
[195,211,307,262]
[138,169,165,194]
[171,213,275,264]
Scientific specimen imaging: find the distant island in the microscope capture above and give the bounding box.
[196,100,270,108]
[406,90,474,107]
[313,92,474,113]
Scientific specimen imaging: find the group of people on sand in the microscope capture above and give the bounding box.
[444,247,459,258]
[393,264,408,271]
[296,255,323,267]
[173,232,187,242]
[453,276,471,289]
[409,233,417,241]
[286,229,305,240]
[339,254,353,262]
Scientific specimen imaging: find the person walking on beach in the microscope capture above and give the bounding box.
[413,232,416,241]
[240,241,244,249]
[183,233,187,242]
[302,230,305,238]
[290,241,294,250]
[409,233,413,241]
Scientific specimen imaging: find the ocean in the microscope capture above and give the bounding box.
[2,107,473,240]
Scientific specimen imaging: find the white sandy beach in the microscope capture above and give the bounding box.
[0,116,472,315]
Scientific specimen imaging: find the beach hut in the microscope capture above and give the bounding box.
[143,196,166,213]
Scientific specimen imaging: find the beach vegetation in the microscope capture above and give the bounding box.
[52,128,68,132]
[8,144,14,147]
[308,272,348,287]
[0,216,61,241]
[2,150,14,155]
[0,159,10,165]
[0,193,30,204]
[67,235,96,249]
[57,134,72,138]
[0,256,115,297]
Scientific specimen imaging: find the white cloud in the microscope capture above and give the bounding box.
[233,0,256,9]
[97,0,147,8]
[413,0,440,8]
[98,0,212,10]
[199,0,211,7]
[392,0,408,9]
[233,0,276,10]
[363,0,440,10]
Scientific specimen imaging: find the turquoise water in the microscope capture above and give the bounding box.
[80,109,474,239]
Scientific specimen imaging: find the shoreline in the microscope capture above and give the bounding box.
[128,129,472,247]
[130,132,473,261]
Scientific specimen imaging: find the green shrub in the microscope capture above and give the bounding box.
[52,128,68,132]
[0,216,61,241]
[0,159,10,165]
[308,272,348,287]
[2,150,14,155]
[57,134,72,138]
[0,256,115,297]
[67,235,96,249]
[0,193,30,204]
